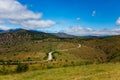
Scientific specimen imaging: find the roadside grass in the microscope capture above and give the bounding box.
[0,63,120,80]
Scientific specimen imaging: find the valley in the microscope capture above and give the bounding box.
[0,0,119,80]
[0,29,120,80]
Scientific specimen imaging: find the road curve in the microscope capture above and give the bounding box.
[2,44,82,64]
[47,51,54,61]
[47,44,81,61]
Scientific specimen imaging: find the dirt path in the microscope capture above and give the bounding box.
[47,51,54,61]
[3,44,82,64]
[47,44,81,61]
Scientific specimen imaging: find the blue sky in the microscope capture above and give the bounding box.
[0,0,120,35]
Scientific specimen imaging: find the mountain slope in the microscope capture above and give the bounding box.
[83,35,120,62]
[0,29,120,63]
[52,32,76,38]
[0,29,57,47]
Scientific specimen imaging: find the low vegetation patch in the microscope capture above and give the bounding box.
[0,63,120,80]
[16,63,29,73]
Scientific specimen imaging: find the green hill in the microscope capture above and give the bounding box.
[83,36,120,62]
[0,29,120,64]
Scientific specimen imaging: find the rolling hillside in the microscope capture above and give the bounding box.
[0,29,120,63]
[83,36,120,62]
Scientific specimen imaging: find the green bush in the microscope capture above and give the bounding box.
[16,63,29,73]
[0,62,9,75]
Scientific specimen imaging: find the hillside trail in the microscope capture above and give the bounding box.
[47,44,81,61]
[18,44,81,63]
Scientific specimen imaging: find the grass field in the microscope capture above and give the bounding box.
[0,63,120,80]
[0,30,120,80]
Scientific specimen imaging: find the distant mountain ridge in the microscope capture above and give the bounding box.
[51,32,76,38]
[0,29,77,38]
[0,28,117,39]
[0,30,5,33]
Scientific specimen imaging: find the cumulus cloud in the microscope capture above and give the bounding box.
[0,0,41,20]
[92,10,96,17]
[20,20,56,29]
[0,25,11,30]
[65,27,92,35]
[116,17,120,26]
[0,20,4,24]
[64,26,120,36]
[0,0,55,29]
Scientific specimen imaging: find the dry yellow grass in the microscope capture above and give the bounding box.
[0,63,120,80]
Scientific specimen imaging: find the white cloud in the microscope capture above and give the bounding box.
[92,10,96,17]
[0,20,4,24]
[65,27,92,35]
[0,25,10,30]
[64,26,120,36]
[20,20,56,29]
[116,17,120,26]
[0,0,41,20]
[0,0,55,29]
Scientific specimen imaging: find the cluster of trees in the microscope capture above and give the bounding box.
[0,61,29,74]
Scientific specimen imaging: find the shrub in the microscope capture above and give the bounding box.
[16,63,29,73]
[0,62,9,75]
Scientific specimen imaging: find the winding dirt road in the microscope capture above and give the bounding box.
[4,44,82,64]
[47,44,81,61]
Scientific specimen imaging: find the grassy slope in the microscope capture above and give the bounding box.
[0,30,120,63]
[83,36,120,62]
[53,45,106,64]
[0,31,106,63]
[0,63,120,80]
[0,41,78,61]
[0,30,120,80]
